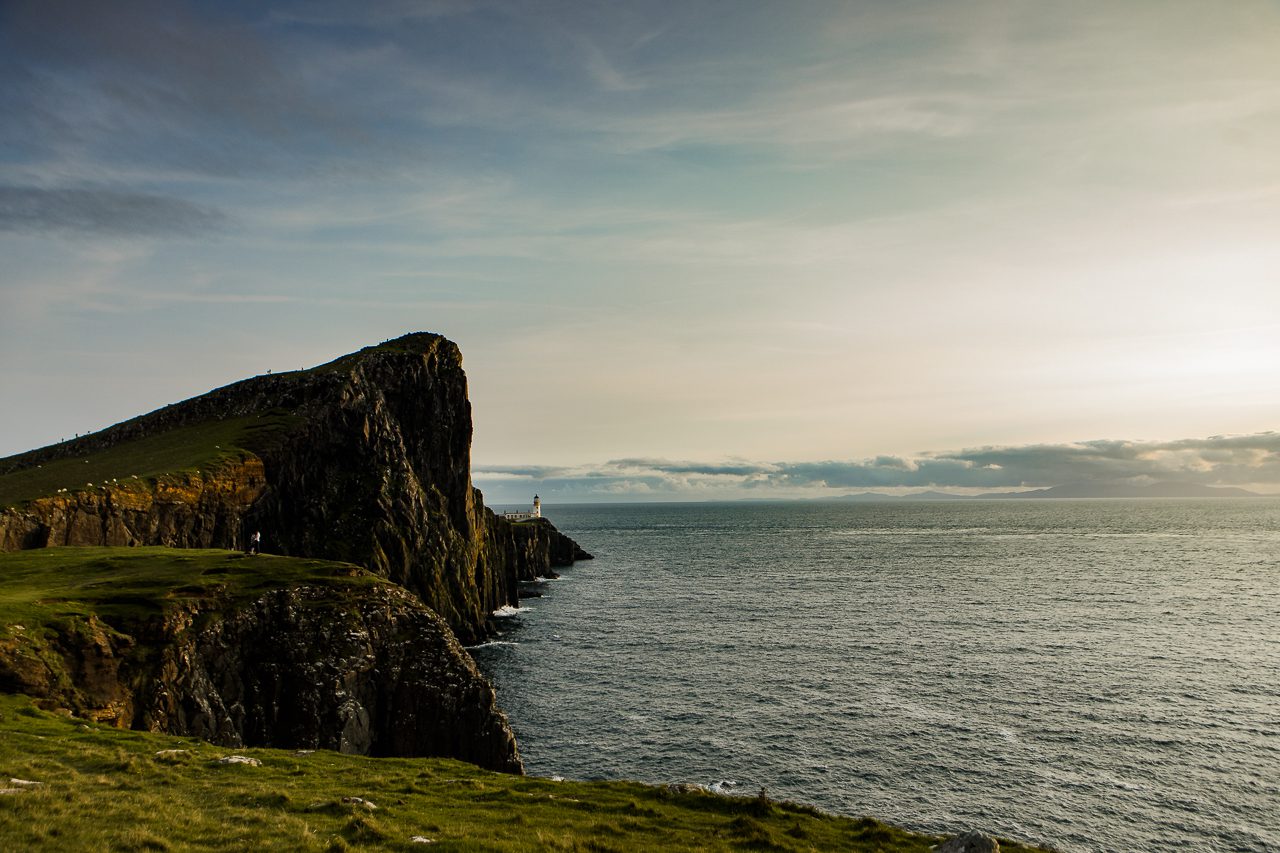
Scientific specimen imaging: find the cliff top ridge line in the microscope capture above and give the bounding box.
[1,331,454,481]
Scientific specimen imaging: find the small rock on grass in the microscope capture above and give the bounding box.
[0,779,42,795]
[937,830,1000,853]
[342,796,378,810]
[410,837,435,845]
[213,755,262,766]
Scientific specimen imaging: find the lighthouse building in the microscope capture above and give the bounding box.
[502,495,542,522]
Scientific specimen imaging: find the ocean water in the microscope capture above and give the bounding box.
[472,500,1280,852]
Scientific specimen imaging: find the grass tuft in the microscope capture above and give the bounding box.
[339,814,389,843]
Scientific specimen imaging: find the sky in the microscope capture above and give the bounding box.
[2,0,1279,503]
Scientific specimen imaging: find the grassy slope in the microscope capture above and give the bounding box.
[0,333,440,511]
[0,694,1053,853]
[0,414,298,511]
[0,547,382,637]
[0,548,386,705]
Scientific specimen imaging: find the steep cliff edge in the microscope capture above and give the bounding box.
[0,333,589,644]
[0,548,521,772]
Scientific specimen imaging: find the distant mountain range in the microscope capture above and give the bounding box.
[829,482,1265,501]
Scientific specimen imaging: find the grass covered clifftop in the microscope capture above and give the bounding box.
[0,693,1051,853]
[0,414,298,512]
[0,547,383,673]
[0,333,449,497]
[0,547,523,771]
[0,547,382,718]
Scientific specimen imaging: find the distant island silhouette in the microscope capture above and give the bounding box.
[828,482,1264,501]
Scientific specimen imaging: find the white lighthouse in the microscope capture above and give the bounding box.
[501,495,544,522]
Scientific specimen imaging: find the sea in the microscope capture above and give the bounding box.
[472,500,1280,853]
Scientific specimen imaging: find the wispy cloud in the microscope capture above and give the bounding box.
[571,85,998,156]
[266,0,490,28]
[0,0,394,192]
[115,290,298,305]
[0,185,229,236]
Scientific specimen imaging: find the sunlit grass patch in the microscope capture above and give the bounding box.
[0,547,381,633]
[0,413,297,510]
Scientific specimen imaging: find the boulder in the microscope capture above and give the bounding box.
[937,830,1000,853]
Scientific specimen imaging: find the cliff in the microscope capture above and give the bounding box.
[0,332,589,645]
[0,548,521,772]
[0,456,267,552]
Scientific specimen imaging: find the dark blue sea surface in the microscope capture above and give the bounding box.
[473,500,1280,853]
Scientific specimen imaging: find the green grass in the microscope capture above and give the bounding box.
[0,548,386,715]
[0,693,1053,852]
[0,547,381,638]
[0,414,298,510]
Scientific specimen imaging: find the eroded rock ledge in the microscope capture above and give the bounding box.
[156,584,522,772]
[0,578,521,773]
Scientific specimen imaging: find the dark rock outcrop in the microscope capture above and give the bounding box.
[938,831,1001,853]
[0,581,521,772]
[150,584,522,772]
[0,333,589,645]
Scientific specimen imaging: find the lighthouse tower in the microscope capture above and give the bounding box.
[533,494,542,518]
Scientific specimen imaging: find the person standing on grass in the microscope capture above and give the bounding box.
[248,530,261,555]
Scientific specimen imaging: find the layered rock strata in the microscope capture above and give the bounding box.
[0,460,266,551]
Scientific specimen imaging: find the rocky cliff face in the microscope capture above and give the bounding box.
[0,459,266,552]
[0,333,589,644]
[0,581,521,772]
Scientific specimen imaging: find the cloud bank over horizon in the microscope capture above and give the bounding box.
[475,432,1280,503]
